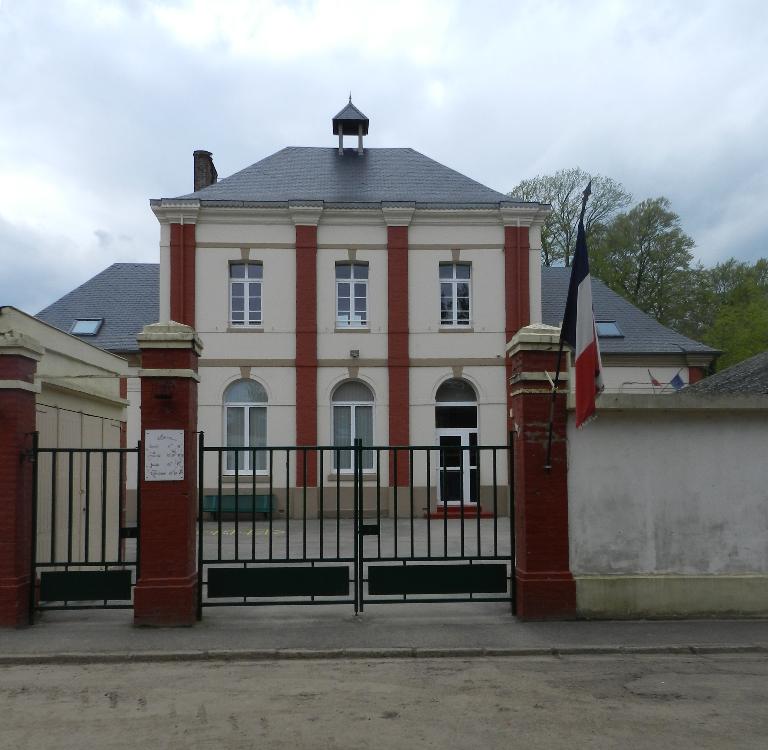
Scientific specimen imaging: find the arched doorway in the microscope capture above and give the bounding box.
[435,378,478,505]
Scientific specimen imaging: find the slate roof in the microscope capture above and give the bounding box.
[333,101,368,121]
[686,350,768,394]
[541,267,717,355]
[36,263,159,353]
[36,263,716,359]
[159,147,522,207]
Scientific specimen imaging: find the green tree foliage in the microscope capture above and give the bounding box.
[590,197,695,329]
[509,167,631,266]
[700,259,768,370]
[511,166,767,371]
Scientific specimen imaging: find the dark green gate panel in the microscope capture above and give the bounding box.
[39,570,133,602]
[208,566,350,598]
[368,563,507,596]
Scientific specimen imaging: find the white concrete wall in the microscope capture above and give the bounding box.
[599,364,690,394]
[567,400,768,616]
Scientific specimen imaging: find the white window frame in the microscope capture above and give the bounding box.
[331,383,375,472]
[439,262,472,327]
[335,262,368,328]
[229,262,263,328]
[223,381,268,474]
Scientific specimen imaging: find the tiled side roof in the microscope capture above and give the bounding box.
[686,351,768,394]
[541,267,717,355]
[166,147,517,206]
[36,263,158,353]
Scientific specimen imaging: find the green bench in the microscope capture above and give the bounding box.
[202,494,275,518]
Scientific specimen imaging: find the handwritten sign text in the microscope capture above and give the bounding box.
[144,430,185,481]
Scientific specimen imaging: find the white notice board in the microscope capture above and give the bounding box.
[144,430,185,481]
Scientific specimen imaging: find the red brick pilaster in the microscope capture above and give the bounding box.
[688,366,704,384]
[504,225,531,434]
[507,325,576,620]
[504,225,530,338]
[170,223,196,327]
[0,332,43,627]
[295,223,318,486]
[134,323,201,626]
[387,224,410,486]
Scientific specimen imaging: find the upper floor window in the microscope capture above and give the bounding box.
[230,262,262,327]
[336,263,368,328]
[440,262,471,326]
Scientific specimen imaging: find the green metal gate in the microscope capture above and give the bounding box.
[197,435,515,615]
[30,433,141,616]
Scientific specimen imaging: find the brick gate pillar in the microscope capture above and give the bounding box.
[134,322,202,627]
[0,331,43,627]
[507,324,576,620]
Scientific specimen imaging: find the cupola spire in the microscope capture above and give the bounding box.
[332,98,369,156]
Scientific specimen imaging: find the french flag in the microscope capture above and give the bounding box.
[560,183,604,428]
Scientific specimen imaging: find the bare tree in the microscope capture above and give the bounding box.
[509,167,631,266]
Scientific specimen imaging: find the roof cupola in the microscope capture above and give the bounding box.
[332,96,369,156]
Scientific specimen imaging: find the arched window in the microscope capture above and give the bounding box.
[435,378,477,428]
[332,380,374,470]
[224,379,267,472]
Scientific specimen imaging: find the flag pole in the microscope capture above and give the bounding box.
[543,338,565,470]
[543,181,592,470]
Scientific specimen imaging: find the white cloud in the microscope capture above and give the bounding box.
[150,0,456,64]
[0,0,766,313]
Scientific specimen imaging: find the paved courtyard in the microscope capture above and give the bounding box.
[199,517,512,560]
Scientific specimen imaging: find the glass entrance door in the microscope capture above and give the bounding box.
[437,429,479,505]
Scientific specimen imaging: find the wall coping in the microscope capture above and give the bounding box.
[506,323,561,356]
[137,322,203,355]
[573,391,768,412]
[0,330,44,361]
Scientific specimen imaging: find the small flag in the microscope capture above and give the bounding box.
[648,369,662,388]
[560,182,604,427]
[670,373,685,391]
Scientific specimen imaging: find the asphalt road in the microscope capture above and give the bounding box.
[2,653,766,749]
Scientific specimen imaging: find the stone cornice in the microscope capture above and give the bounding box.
[150,201,201,225]
[138,368,201,382]
[381,204,415,226]
[499,204,551,228]
[288,202,324,226]
[0,379,40,393]
[149,201,554,229]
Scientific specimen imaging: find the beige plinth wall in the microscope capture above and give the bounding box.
[567,391,768,618]
[0,307,129,562]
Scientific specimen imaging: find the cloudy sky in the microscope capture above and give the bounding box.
[1,0,767,313]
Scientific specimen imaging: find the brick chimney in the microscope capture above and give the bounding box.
[193,150,217,192]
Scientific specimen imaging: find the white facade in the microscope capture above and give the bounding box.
[150,204,547,504]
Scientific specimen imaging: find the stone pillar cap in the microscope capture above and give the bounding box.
[137,321,203,354]
[506,323,562,357]
[0,330,45,360]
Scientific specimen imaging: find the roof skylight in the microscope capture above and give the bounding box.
[595,321,622,338]
[71,319,103,336]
